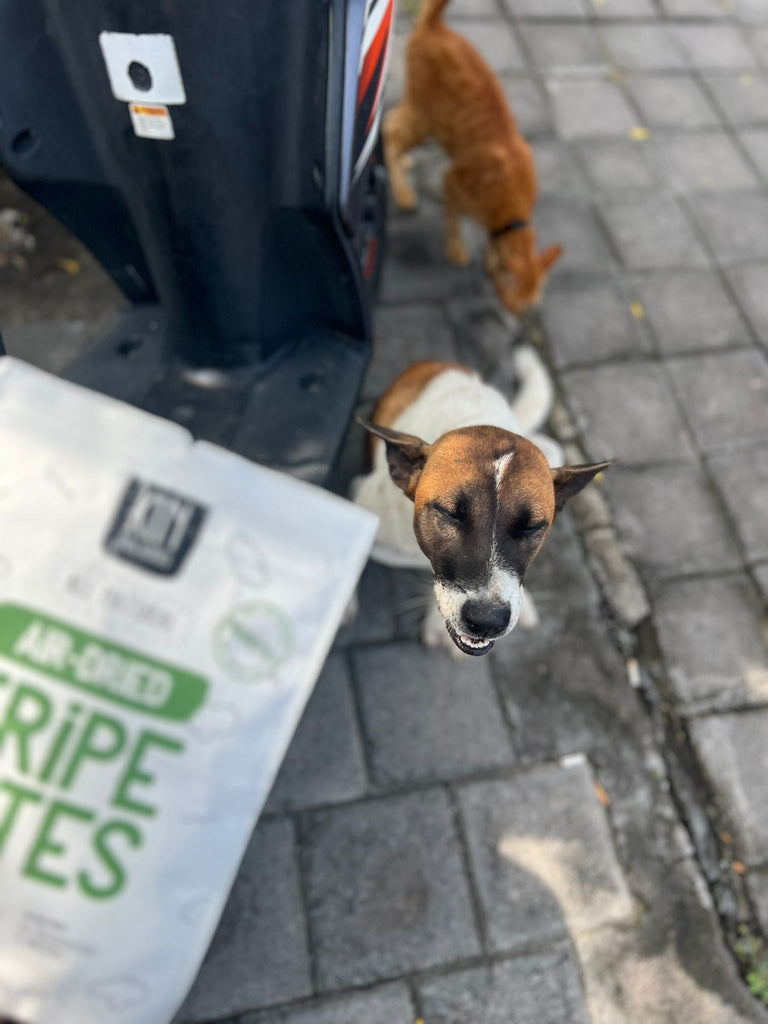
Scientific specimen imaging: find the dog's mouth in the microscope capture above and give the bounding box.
[446,622,495,657]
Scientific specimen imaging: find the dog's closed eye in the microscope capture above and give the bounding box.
[432,503,463,525]
[510,518,547,539]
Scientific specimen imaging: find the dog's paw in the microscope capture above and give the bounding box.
[518,589,539,630]
[422,606,465,659]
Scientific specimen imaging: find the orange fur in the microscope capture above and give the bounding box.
[366,359,472,465]
[384,0,562,314]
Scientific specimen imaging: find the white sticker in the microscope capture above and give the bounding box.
[99,31,186,104]
[129,102,175,140]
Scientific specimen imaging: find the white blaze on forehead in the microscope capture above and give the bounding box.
[494,450,515,492]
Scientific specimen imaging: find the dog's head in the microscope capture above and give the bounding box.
[486,235,563,316]
[361,421,612,656]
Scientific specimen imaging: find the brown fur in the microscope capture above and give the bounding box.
[383,0,562,314]
[413,427,556,562]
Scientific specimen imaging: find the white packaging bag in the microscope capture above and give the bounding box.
[0,357,377,1024]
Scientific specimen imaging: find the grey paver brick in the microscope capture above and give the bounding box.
[491,564,635,766]
[755,563,768,606]
[732,0,768,23]
[599,193,709,269]
[575,138,662,191]
[445,297,516,372]
[666,349,768,452]
[704,72,768,126]
[654,574,768,712]
[562,361,695,464]
[534,197,615,271]
[726,262,768,339]
[448,0,502,15]
[747,871,768,935]
[656,132,758,192]
[690,191,768,261]
[366,303,459,399]
[738,127,768,180]
[673,24,757,68]
[689,710,768,864]
[754,27,768,64]
[501,76,553,136]
[390,567,436,641]
[302,789,480,990]
[502,0,588,15]
[659,0,728,14]
[544,277,652,367]
[630,269,751,354]
[265,654,366,813]
[418,953,590,1024]
[532,139,588,196]
[352,641,513,785]
[601,23,686,71]
[378,215,483,308]
[589,0,656,17]
[627,75,720,129]
[605,464,742,580]
[458,762,634,953]
[710,450,768,562]
[241,984,414,1024]
[518,24,607,72]
[546,78,637,139]
[451,20,527,73]
[334,561,398,648]
[180,820,310,1021]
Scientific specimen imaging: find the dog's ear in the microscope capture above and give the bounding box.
[540,244,563,272]
[358,419,431,499]
[551,460,615,513]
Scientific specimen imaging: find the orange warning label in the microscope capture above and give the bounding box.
[129,102,174,140]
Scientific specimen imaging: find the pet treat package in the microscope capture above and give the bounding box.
[0,358,377,1024]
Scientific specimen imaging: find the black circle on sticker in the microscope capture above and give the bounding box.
[128,61,153,92]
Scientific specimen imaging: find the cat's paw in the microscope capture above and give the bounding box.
[446,240,471,267]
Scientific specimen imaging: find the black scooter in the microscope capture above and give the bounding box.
[0,0,392,484]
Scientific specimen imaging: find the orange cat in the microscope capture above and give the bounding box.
[384,0,562,314]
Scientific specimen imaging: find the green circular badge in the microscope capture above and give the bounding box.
[213,601,294,682]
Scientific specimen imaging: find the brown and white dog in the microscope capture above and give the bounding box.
[353,350,612,657]
[383,0,562,314]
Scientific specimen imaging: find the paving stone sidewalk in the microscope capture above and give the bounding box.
[3,0,768,1021]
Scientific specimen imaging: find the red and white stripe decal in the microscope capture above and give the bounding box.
[353,0,394,179]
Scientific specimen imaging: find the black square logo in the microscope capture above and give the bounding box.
[105,478,207,575]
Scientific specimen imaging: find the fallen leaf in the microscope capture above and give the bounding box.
[53,257,81,275]
[594,780,611,807]
[731,860,748,875]
[720,831,734,845]
[629,300,645,321]
[628,126,651,141]
[739,72,753,87]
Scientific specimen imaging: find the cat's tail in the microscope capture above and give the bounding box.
[417,0,450,27]
[509,344,554,435]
